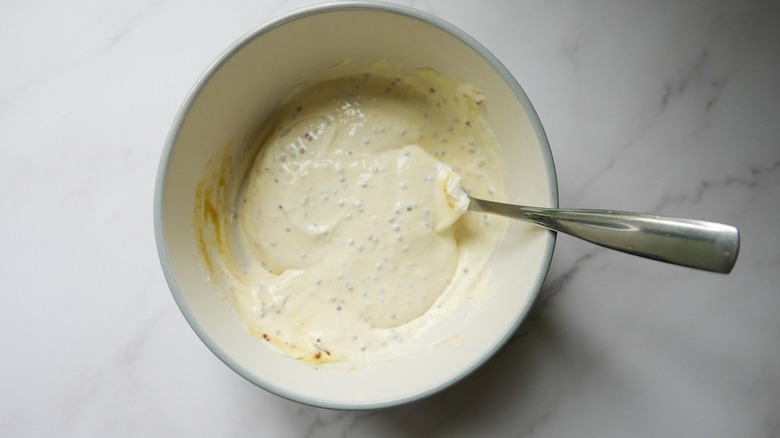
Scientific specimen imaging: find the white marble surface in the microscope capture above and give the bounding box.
[1,0,779,436]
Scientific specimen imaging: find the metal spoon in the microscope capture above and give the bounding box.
[467,196,740,273]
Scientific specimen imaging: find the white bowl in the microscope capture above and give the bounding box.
[154,1,557,409]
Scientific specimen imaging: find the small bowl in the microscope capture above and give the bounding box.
[154,1,557,409]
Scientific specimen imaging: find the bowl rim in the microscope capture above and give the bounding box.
[154,0,558,410]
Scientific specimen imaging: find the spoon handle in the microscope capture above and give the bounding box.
[468,197,740,273]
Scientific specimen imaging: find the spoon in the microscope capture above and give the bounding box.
[467,195,740,273]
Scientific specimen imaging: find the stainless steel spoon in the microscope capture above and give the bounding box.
[468,196,740,273]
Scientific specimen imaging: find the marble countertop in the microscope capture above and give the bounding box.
[2,0,778,436]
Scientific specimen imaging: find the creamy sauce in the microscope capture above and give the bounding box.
[196,62,508,363]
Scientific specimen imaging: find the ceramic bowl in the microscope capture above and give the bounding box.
[154,1,557,409]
